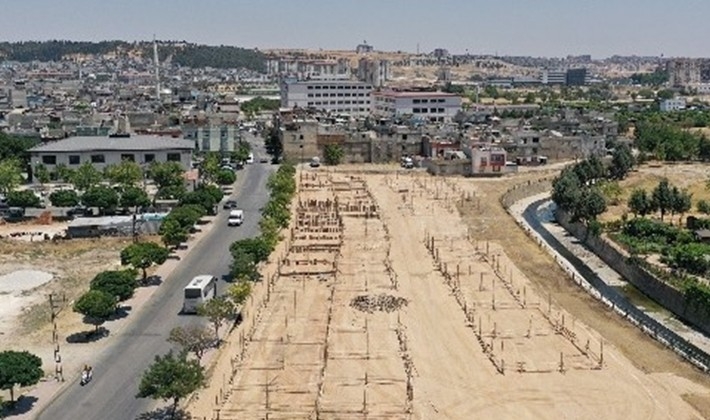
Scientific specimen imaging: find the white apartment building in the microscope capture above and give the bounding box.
[280,80,373,117]
[371,90,462,122]
[660,98,687,112]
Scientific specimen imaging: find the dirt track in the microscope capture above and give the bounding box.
[193,167,710,420]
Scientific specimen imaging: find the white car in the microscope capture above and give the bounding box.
[227,209,243,226]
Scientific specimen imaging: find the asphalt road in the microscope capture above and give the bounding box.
[37,160,275,420]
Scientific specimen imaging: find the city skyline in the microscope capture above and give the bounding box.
[1,0,709,58]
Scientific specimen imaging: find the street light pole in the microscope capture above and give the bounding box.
[299,144,304,184]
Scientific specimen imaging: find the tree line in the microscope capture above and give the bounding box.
[552,145,634,235]
[0,40,266,72]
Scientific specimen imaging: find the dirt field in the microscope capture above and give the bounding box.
[195,166,710,420]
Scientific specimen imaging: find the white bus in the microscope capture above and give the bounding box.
[183,275,218,314]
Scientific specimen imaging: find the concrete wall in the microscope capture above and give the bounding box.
[555,209,710,337]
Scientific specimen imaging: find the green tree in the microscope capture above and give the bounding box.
[49,189,80,207]
[264,125,283,161]
[149,161,185,199]
[165,205,205,230]
[323,144,344,166]
[34,164,50,186]
[0,350,43,403]
[609,144,634,180]
[104,160,143,187]
[167,326,215,364]
[73,290,116,333]
[136,351,205,419]
[55,163,74,183]
[215,169,236,185]
[670,186,692,225]
[120,242,169,283]
[81,186,119,214]
[230,237,272,264]
[697,199,710,215]
[230,248,260,282]
[6,190,40,209]
[200,153,221,183]
[226,281,252,307]
[0,133,39,163]
[628,188,652,217]
[119,186,150,210]
[199,184,224,203]
[551,169,582,212]
[651,178,674,221]
[179,190,217,215]
[159,218,189,249]
[90,270,138,302]
[0,158,23,194]
[231,142,251,163]
[71,162,103,191]
[259,216,281,249]
[197,297,234,340]
[574,188,607,224]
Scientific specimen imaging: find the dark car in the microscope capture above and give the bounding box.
[223,200,238,210]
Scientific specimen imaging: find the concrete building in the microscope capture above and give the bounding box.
[541,69,566,85]
[280,80,373,117]
[266,58,350,80]
[372,90,462,122]
[565,68,588,86]
[660,98,687,112]
[28,135,194,180]
[357,58,390,88]
[510,129,606,162]
[470,146,508,174]
[182,124,240,153]
[356,42,374,54]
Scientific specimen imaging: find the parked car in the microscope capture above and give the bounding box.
[223,200,238,210]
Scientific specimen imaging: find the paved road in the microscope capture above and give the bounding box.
[37,161,275,420]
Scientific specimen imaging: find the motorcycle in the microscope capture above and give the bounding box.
[80,368,93,386]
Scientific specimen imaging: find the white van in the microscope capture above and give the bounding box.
[246,153,254,164]
[183,275,218,314]
[228,209,244,226]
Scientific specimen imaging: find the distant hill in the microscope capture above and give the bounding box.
[0,40,266,72]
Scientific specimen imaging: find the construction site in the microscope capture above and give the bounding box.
[192,168,710,420]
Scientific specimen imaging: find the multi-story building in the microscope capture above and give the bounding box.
[357,58,390,88]
[660,98,686,112]
[371,90,462,122]
[541,69,567,85]
[266,58,350,80]
[280,80,373,117]
[470,146,508,174]
[182,124,240,153]
[565,68,588,86]
[28,135,194,181]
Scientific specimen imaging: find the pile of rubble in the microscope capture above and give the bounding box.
[350,294,409,313]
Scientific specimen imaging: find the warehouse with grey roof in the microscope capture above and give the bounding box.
[28,135,195,181]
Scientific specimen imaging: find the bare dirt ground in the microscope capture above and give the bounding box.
[601,162,710,222]
[193,166,710,420]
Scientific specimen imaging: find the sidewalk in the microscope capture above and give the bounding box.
[6,179,247,419]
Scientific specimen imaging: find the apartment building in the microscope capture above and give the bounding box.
[371,90,462,122]
[182,124,240,153]
[357,58,390,88]
[660,98,686,112]
[280,80,373,117]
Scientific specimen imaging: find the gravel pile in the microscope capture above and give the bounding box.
[351,294,408,313]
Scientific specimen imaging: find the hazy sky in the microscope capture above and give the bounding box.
[1,0,708,58]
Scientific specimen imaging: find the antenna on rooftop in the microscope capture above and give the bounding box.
[153,35,160,100]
